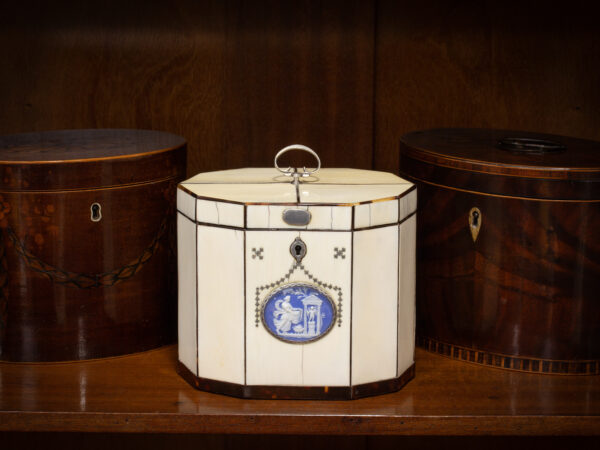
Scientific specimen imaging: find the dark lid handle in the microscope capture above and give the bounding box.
[497,137,566,154]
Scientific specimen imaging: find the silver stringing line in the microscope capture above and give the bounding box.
[293,169,301,203]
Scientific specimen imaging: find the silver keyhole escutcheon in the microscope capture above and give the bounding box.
[91,202,102,222]
[290,237,307,263]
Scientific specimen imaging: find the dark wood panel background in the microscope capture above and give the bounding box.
[0,0,374,175]
[2,1,599,176]
[1,0,599,448]
[375,0,600,171]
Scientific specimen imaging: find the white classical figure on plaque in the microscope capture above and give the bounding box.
[302,296,323,337]
[273,295,303,334]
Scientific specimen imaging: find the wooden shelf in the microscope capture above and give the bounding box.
[0,346,599,436]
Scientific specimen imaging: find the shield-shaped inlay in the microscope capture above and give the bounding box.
[261,283,336,343]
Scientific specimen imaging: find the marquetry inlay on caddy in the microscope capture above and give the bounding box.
[418,336,600,375]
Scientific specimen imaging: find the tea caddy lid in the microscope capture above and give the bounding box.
[0,129,186,191]
[399,128,600,200]
[180,145,414,206]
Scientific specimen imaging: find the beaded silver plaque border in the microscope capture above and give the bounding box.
[260,282,337,344]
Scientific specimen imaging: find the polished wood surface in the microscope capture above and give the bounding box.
[0,129,186,161]
[0,129,187,191]
[0,130,186,361]
[400,153,600,200]
[399,129,600,199]
[399,129,600,178]
[399,129,600,373]
[0,346,599,435]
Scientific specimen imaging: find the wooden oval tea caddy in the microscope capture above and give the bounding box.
[400,128,600,375]
[0,129,186,361]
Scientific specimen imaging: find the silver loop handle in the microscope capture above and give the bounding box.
[274,145,321,177]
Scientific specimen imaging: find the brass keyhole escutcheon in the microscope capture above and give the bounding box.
[469,207,481,243]
[91,203,102,222]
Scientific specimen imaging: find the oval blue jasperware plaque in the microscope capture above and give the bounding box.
[261,283,336,343]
